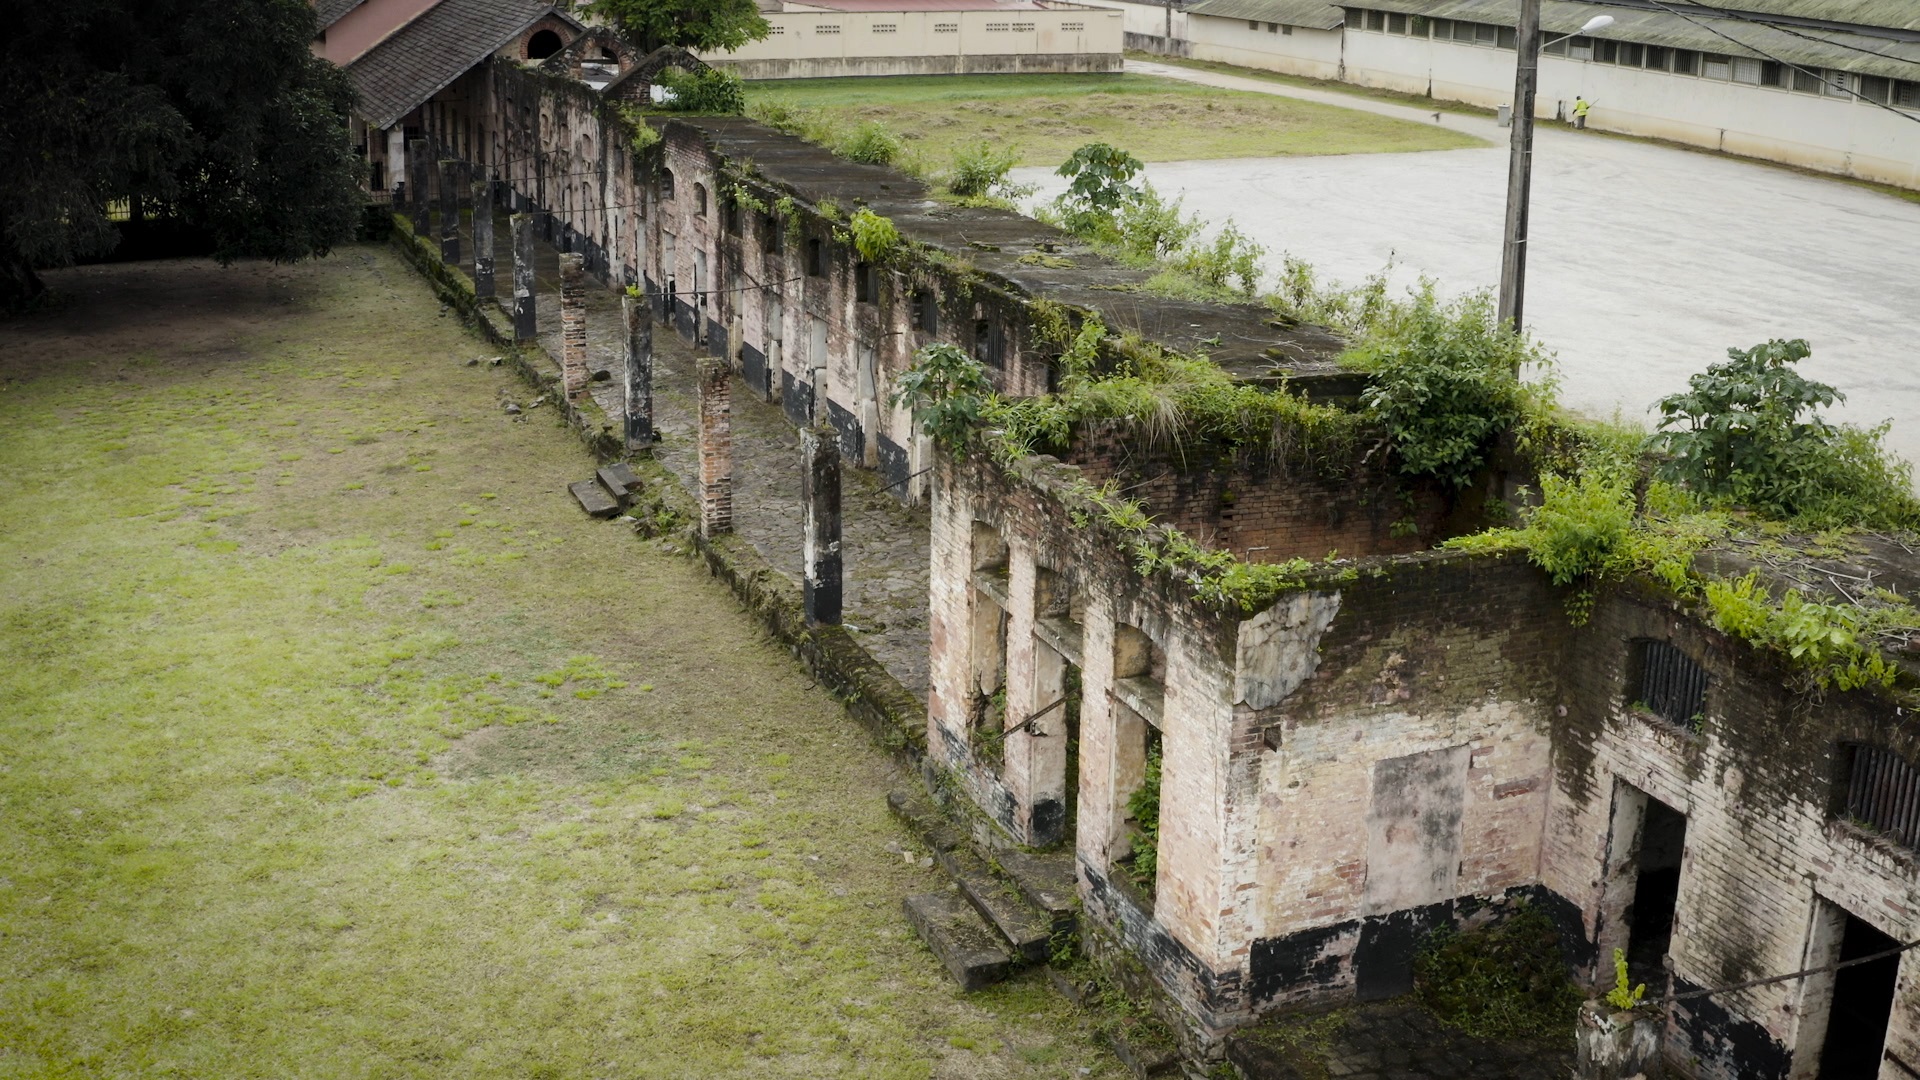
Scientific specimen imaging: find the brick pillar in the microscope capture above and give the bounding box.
[559,253,588,399]
[623,294,653,450]
[802,424,842,626]
[698,360,733,537]
[407,138,430,225]
[438,160,461,265]
[511,213,536,344]
[471,179,494,299]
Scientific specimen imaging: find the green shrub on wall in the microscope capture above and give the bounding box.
[654,68,746,115]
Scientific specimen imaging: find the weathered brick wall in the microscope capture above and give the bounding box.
[1240,553,1567,1014]
[1544,587,1920,1080]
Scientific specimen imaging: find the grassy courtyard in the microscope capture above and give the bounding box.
[0,251,1119,1078]
[745,72,1484,169]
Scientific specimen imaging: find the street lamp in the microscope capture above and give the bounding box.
[1496,9,1616,329]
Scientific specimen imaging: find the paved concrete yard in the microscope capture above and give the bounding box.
[1024,60,1920,464]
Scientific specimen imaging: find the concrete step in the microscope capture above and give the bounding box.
[903,890,1012,991]
[569,479,620,518]
[990,846,1078,938]
[939,846,1053,963]
[889,789,1071,961]
[596,461,639,501]
[886,788,967,856]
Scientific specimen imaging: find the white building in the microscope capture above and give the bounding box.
[1157,0,1920,189]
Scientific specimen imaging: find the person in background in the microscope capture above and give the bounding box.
[1574,95,1594,129]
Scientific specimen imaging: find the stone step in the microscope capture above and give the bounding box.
[903,890,1012,991]
[569,479,620,518]
[596,461,639,500]
[938,845,1053,963]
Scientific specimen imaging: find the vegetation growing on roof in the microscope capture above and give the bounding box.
[848,208,902,264]
[652,67,747,115]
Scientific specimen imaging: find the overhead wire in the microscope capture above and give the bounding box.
[1631,0,1920,125]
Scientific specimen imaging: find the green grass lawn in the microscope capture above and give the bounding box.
[0,252,1119,1078]
[744,72,1484,170]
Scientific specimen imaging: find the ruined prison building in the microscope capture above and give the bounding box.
[370,44,1920,1078]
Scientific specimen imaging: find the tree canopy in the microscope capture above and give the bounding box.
[0,0,364,305]
[583,0,772,56]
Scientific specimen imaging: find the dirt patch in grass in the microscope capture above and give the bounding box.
[745,72,1482,169]
[0,251,1122,1078]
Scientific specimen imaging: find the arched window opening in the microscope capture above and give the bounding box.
[693,182,708,216]
[526,29,563,60]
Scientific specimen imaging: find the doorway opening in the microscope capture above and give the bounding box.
[1818,912,1899,1078]
[1627,797,1687,992]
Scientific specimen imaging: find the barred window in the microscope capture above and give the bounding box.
[1860,75,1894,104]
[1345,8,1363,29]
[1793,67,1825,93]
[1898,80,1920,109]
[1635,641,1708,731]
[1843,744,1920,848]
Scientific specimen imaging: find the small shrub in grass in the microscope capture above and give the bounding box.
[836,121,902,165]
[946,141,1021,199]
[1414,905,1582,1040]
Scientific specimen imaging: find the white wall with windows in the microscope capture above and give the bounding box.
[1337,13,1920,189]
[1187,15,1344,80]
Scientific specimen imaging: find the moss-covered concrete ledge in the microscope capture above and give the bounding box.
[385,214,928,772]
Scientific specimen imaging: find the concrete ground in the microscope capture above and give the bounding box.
[1020,59,1920,464]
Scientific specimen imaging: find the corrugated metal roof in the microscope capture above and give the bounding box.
[1351,0,1920,80]
[1668,2,1920,34]
[348,0,577,130]
[1186,0,1347,29]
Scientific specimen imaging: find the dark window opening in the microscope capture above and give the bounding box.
[855,261,878,303]
[806,237,825,277]
[1344,8,1363,29]
[1596,39,1618,64]
[1672,48,1698,75]
[1635,640,1708,731]
[1644,45,1670,70]
[1843,743,1920,847]
[1366,9,1385,31]
[1819,913,1899,1078]
[1761,60,1785,87]
[1861,75,1894,104]
[913,289,938,334]
[723,197,741,234]
[1496,25,1516,48]
[1385,12,1407,34]
[1626,798,1686,994]
[973,317,1002,367]
[762,213,781,253]
[692,182,707,216]
[526,28,563,60]
[661,169,676,200]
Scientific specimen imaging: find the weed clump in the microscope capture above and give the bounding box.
[1413,906,1582,1041]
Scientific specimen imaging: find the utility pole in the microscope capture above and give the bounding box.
[1164,0,1174,53]
[1497,0,1542,331]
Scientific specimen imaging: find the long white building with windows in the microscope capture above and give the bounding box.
[1095,0,1920,189]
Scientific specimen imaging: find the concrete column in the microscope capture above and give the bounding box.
[438,160,460,265]
[407,138,430,225]
[511,213,536,344]
[559,253,588,400]
[698,359,734,538]
[802,424,842,626]
[471,179,494,299]
[623,294,653,450]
